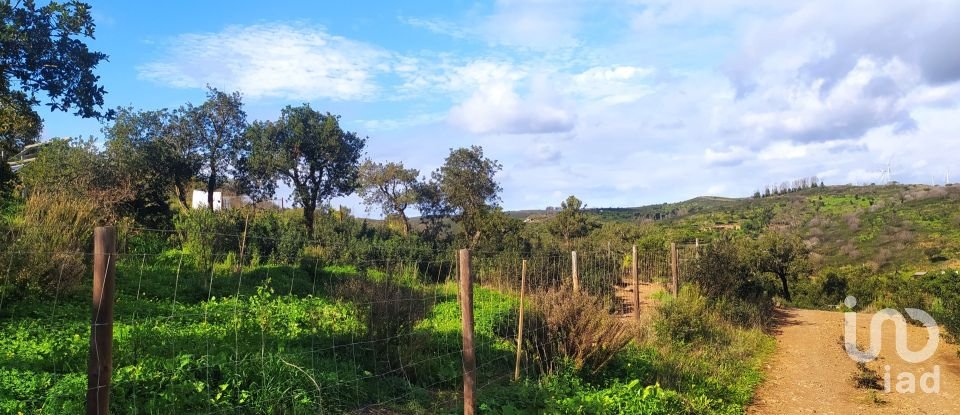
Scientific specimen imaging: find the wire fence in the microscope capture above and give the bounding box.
[0,226,701,414]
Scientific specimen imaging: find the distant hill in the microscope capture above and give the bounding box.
[508,184,960,273]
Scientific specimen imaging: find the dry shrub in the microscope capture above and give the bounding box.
[844,213,861,231]
[526,289,635,375]
[840,242,860,259]
[9,192,99,293]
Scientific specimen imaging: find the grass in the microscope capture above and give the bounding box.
[1,249,778,414]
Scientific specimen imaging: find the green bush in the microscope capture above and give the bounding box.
[655,286,725,344]
[172,208,240,270]
[538,363,689,415]
[5,193,98,297]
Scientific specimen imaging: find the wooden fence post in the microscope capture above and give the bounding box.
[571,251,579,293]
[459,249,476,415]
[514,259,527,381]
[632,245,640,320]
[670,242,679,296]
[87,226,117,415]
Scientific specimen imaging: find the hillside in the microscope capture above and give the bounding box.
[512,184,960,273]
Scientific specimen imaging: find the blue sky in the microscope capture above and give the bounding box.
[39,0,960,215]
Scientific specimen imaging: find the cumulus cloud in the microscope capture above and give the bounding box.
[728,1,960,92]
[731,57,922,143]
[569,65,655,104]
[448,78,576,135]
[138,23,389,100]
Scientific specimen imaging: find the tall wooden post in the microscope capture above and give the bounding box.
[632,245,640,320]
[88,227,117,415]
[459,249,476,415]
[571,251,579,293]
[514,259,527,381]
[670,242,679,296]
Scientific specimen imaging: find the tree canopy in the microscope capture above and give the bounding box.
[431,146,502,246]
[357,160,419,235]
[245,104,365,236]
[756,231,810,301]
[183,87,247,210]
[1,0,110,154]
[549,195,599,249]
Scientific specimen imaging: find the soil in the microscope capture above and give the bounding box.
[749,308,960,414]
[614,277,666,320]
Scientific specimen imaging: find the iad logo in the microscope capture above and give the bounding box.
[842,296,941,393]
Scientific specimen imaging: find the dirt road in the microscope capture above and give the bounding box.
[749,308,960,414]
[614,278,664,320]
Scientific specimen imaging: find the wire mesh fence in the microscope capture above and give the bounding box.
[0,226,701,414]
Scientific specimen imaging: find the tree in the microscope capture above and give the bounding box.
[183,87,247,210]
[549,195,598,249]
[1,0,110,154]
[357,160,419,235]
[103,106,204,211]
[246,104,365,236]
[690,233,750,299]
[431,146,502,246]
[103,107,202,223]
[756,231,810,302]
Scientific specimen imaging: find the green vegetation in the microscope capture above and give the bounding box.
[0,232,775,414]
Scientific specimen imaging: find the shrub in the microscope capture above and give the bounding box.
[172,208,240,270]
[6,192,98,295]
[655,286,725,344]
[526,289,635,375]
[688,234,756,300]
[540,363,689,414]
[246,209,306,263]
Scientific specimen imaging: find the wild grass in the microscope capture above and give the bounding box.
[1,246,779,414]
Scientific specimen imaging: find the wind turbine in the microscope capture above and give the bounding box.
[879,159,895,184]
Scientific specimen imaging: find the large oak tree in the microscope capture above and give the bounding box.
[429,146,502,246]
[182,88,247,210]
[246,104,365,236]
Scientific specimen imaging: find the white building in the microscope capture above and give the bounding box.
[191,190,223,210]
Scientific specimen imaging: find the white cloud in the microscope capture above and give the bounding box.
[480,0,583,49]
[448,78,576,134]
[400,0,585,50]
[138,23,389,100]
[569,65,655,104]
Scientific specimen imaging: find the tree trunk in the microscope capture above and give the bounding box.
[779,273,792,301]
[399,210,410,236]
[207,163,216,211]
[303,203,315,238]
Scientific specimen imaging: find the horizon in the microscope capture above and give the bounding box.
[36,0,960,214]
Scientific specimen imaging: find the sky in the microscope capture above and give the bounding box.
[38,0,960,215]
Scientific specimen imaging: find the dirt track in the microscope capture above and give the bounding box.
[614,278,664,320]
[749,308,960,414]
